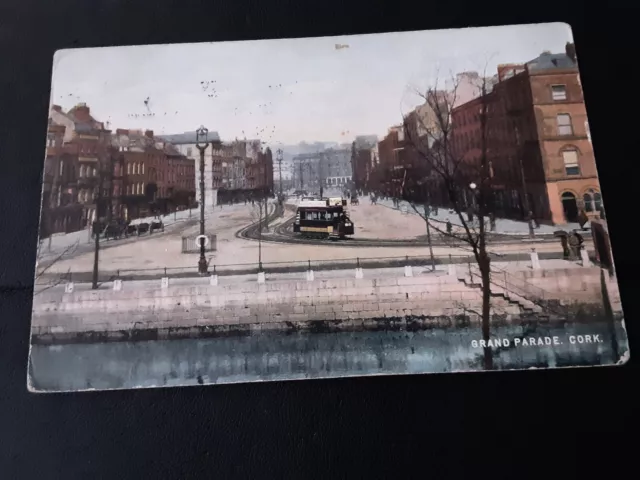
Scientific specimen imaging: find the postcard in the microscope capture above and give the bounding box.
[29,22,628,392]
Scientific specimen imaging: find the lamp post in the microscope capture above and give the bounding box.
[514,125,535,238]
[196,126,210,275]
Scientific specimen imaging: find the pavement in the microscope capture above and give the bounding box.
[39,198,589,277]
[371,197,585,235]
[37,258,585,293]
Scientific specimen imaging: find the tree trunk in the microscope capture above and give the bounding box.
[92,217,100,289]
[423,201,436,271]
[478,252,493,370]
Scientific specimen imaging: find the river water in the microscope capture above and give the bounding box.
[29,321,628,392]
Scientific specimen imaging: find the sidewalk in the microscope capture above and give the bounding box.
[373,197,584,235]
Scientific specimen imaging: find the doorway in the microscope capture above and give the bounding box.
[561,192,578,223]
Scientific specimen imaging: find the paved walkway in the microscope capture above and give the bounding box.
[38,258,585,293]
[371,197,584,235]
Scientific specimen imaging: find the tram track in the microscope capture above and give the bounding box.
[237,207,574,248]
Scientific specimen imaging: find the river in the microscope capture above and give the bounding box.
[29,321,628,392]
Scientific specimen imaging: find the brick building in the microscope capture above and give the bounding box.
[447,43,600,225]
[40,122,84,237]
[158,130,222,208]
[351,135,378,191]
[375,125,420,198]
[47,103,120,230]
[113,129,195,219]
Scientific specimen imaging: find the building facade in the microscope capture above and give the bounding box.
[158,130,222,208]
[444,43,600,225]
[47,103,119,231]
[113,129,195,219]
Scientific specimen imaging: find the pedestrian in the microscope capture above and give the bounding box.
[577,209,589,230]
[446,218,452,235]
[467,205,473,223]
[489,212,496,232]
[568,230,582,259]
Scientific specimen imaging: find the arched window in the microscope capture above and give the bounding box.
[127,163,131,174]
[583,189,602,213]
[92,167,97,177]
[79,165,85,177]
[141,163,145,174]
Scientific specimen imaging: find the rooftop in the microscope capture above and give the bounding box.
[526,51,577,72]
[157,130,222,145]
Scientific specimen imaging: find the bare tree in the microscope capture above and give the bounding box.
[34,240,77,295]
[402,73,497,370]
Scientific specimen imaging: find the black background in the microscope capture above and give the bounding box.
[0,1,637,478]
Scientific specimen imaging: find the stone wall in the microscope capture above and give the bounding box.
[508,267,604,304]
[31,267,608,343]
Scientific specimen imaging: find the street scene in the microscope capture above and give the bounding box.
[30,23,628,392]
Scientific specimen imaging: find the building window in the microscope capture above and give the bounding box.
[551,85,567,101]
[59,160,64,176]
[92,167,97,177]
[583,189,602,213]
[142,163,145,174]
[557,114,573,136]
[127,163,131,174]
[562,149,580,175]
[187,147,193,157]
[79,165,85,177]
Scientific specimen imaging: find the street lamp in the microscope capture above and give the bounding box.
[196,125,210,275]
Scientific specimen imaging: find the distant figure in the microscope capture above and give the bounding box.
[568,229,584,259]
[489,212,496,232]
[467,206,473,223]
[577,209,589,230]
[446,219,452,235]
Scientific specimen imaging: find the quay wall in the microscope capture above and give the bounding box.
[31,267,608,344]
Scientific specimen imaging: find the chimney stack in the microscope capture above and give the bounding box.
[73,102,91,122]
[116,128,130,136]
[565,42,577,63]
[51,105,62,112]
[144,130,154,139]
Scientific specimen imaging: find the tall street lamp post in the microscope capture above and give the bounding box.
[196,126,210,275]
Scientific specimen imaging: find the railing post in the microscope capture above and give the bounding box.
[355,257,363,279]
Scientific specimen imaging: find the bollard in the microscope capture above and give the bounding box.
[209,275,219,286]
[530,248,541,270]
[257,271,266,284]
[306,270,315,281]
[113,279,123,291]
[161,277,169,289]
[580,248,591,267]
[64,282,74,293]
[404,265,413,277]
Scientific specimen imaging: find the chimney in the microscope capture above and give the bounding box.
[73,102,91,122]
[116,128,129,136]
[51,105,62,112]
[144,130,154,139]
[565,42,577,63]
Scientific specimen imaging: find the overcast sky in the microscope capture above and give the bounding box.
[51,23,573,146]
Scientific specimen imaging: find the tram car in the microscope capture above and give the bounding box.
[293,199,354,239]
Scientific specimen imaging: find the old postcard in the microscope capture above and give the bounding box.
[29,22,628,392]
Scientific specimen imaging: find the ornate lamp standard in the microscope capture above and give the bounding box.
[196,126,210,275]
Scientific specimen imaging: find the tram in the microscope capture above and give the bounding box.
[293,199,354,239]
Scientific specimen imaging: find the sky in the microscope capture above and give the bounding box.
[50,23,574,147]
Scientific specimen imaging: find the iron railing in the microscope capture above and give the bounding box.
[181,234,217,254]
